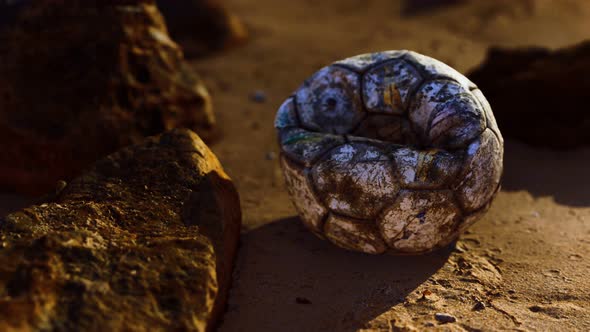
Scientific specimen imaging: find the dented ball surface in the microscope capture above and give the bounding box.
[275,50,503,254]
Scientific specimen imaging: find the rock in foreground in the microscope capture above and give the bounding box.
[468,41,590,148]
[0,129,241,331]
[157,0,248,57]
[0,0,215,194]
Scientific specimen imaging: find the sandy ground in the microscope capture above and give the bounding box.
[2,0,590,331]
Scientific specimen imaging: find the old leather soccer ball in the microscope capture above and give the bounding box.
[276,50,503,255]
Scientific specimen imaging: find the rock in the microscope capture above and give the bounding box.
[434,312,457,323]
[0,0,29,28]
[156,0,248,57]
[0,0,216,195]
[0,129,241,331]
[468,41,590,148]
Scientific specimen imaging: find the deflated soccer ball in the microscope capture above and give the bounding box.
[275,50,503,255]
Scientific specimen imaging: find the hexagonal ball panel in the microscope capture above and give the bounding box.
[471,88,504,145]
[362,59,423,114]
[311,143,398,220]
[324,214,387,254]
[274,97,299,129]
[390,147,463,189]
[404,51,476,89]
[280,156,327,236]
[333,50,406,72]
[427,94,486,149]
[454,193,496,238]
[409,79,469,142]
[295,66,364,134]
[378,190,462,253]
[453,129,503,212]
[279,128,345,167]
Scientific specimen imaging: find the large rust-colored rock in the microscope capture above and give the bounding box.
[468,41,590,148]
[157,0,248,57]
[0,0,215,195]
[0,129,241,331]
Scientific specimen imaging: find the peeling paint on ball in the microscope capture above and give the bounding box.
[276,50,503,255]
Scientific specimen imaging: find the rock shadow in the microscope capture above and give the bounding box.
[401,0,466,16]
[0,193,34,217]
[0,0,30,28]
[502,139,590,207]
[219,217,452,332]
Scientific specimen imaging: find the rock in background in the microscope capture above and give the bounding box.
[0,0,30,27]
[0,0,215,195]
[468,41,590,148]
[0,129,241,331]
[157,0,248,57]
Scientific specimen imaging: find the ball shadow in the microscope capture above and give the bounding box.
[501,139,590,207]
[219,217,453,332]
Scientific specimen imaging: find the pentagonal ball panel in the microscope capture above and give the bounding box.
[362,59,423,114]
[324,214,387,254]
[279,128,345,167]
[295,66,364,134]
[454,129,503,212]
[311,143,398,220]
[280,156,327,236]
[378,190,462,253]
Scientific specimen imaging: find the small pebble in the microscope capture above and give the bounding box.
[295,297,312,304]
[453,244,466,253]
[435,313,456,323]
[419,289,434,301]
[55,180,67,193]
[472,301,485,311]
[529,305,542,312]
[250,90,267,103]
